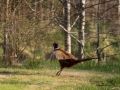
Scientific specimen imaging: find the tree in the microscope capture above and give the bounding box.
[63,0,71,53]
[78,0,85,59]
[96,0,101,64]
[3,0,10,64]
[0,0,119,66]
[3,0,14,65]
[86,0,118,64]
[118,0,120,24]
[2,0,20,65]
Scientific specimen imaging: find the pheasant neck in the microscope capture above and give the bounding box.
[54,47,59,51]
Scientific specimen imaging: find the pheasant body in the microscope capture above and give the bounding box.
[49,42,97,75]
[50,43,77,60]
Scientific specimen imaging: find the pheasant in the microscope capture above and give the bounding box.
[56,58,97,75]
[50,42,77,60]
[49,42,97,75]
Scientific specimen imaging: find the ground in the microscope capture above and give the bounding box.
[0,67,119,90]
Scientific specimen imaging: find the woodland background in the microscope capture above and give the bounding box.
[0,0,120,65]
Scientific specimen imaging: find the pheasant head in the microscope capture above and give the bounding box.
[53,42,59,50]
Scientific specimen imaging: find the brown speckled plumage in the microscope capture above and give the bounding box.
[49,42,97,76]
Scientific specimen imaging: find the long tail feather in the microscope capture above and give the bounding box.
[59,58,97,68]
[78,57,98,62]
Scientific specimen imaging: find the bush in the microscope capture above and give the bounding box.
[23,60,41,69]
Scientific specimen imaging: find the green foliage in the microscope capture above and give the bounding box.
[100,20,110,31]
[85,22,92,32]
[23,60,60,70]
[72,58,120,74]
[23,60,41,69]
[84,41,96,56]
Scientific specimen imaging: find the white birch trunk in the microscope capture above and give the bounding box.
[64,0,71,53]
[78,0,85,59]
[67,0,71,53]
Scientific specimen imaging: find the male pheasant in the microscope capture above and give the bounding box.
[50,42,97,75]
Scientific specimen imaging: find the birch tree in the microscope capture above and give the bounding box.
[63,0,71,53]
[78,0,85,59]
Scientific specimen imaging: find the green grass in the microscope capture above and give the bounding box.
[0,60,120,90]
[72,60,120,74]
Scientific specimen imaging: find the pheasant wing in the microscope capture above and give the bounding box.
[50,49,77,61]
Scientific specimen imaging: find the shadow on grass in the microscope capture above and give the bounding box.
[0,71,18,75]
[0,70,41,76]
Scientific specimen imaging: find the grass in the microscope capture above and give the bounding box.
[0,60,120,90]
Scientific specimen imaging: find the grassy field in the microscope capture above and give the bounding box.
[0,60,120,90]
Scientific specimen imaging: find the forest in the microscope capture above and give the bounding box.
[0,0,120,90]
[0,0,119,65]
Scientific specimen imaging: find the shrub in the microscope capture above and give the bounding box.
[23,60,41,69]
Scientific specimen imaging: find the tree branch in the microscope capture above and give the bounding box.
[100,41,120,53]
[58,24,82,44]
[85,0,117,9]
[24,0,35,11]
[71,16,79,28]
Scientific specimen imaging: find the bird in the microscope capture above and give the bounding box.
[56,58,97,75]
[50,42,77,60]
[49,42,97,75]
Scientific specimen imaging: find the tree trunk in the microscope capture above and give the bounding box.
[96,0,101,65]
[3,0,11,65]
[3,0,17,65]
[63,0,71,53]
[78,0,85,59]
[118,0,120,24]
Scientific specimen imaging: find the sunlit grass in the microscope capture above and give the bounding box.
[0,60,120,90]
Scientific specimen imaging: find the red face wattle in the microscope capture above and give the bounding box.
[53,42,59,49]
[53,42,57,47]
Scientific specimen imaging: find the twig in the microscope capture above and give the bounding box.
[100,41,120,53]
[59,24,82,45]
[24,0,35,11]
[71,16,79,28]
